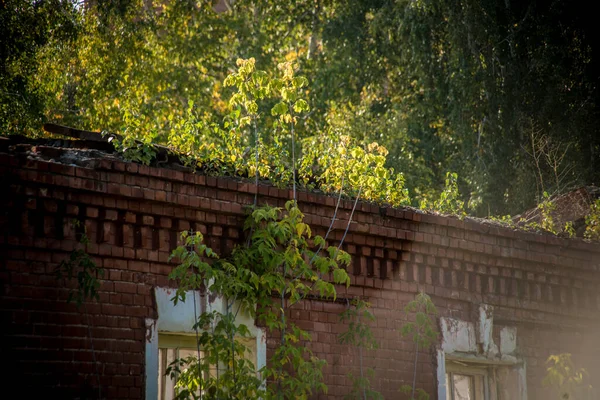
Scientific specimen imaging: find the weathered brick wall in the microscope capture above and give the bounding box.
[1,144,600,399]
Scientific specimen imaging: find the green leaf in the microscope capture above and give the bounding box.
[271,102,287,116]
[314,235,325,247]
[293,99,309,113]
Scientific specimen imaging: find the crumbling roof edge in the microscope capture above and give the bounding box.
[2,130,599,250]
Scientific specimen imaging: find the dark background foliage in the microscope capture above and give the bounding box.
[1,0,598,216]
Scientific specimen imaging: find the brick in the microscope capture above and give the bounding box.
[6,155,600,400]
[86,207,99,218]
[129,261,149,273]
[126,306,148,317]
[115,281,138,294]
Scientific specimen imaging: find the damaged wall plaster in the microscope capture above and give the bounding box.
[438,304,526,400]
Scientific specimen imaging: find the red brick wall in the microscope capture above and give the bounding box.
[1,145,600,399]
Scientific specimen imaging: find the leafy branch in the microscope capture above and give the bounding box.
[339,299,382,400]
[55,220,105,307]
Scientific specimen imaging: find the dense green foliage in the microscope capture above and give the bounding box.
[168,201,352,399]
[169,216,440,399]
[2,0,598,215]
[584,199,600,240]
[1,0,80,135]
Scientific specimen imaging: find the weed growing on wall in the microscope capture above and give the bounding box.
[54,219,105,399]
[338,299,382,400]
[399,291,439,400]
[536,191,557,234]
[420,172,465,217]
[55,220,105,306]
[110,58,411,207]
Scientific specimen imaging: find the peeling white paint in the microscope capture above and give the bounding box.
[519,361,528,400]
[155,288,205,333]
[441,317,477,353]
[438,304,526,400]
[256,328,267,388]
[478,304,494,354]
[145,318,159,400]
[500,326,517,355]
[437,350,447,400]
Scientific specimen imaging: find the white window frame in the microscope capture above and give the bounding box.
[438,351,528,400]
[146,288,266,400]
[158,334,203,400]
[438,307,527,400]
[445,360,490,400]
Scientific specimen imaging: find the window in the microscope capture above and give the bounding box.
[445,361,489,400]
[438,311,527,400]
[146,288,267,400]
[157,334,258,400]
[158,334,203,400]
[157,333,259,400]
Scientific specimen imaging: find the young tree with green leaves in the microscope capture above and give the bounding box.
[543,353,593,400]
[168,201,352,399]
[339,299,382,400]
[400,292,438,400]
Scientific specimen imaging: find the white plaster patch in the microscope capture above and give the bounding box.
[478,304,494,353]
[500,326,517,355]
[232,303,261,338]
[145,318,159,400]
[441,317,477,353]
[155,288,205,333]
[436,350,447,400]
[438,304,525,400]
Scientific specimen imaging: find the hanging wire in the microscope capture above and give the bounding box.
[187,228,203,400]
[192,289,203,400]
[290,108,296,202]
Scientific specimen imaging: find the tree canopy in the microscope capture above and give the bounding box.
[2,0,598,216]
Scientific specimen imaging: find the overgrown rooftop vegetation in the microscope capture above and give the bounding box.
[2,0,599,239]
